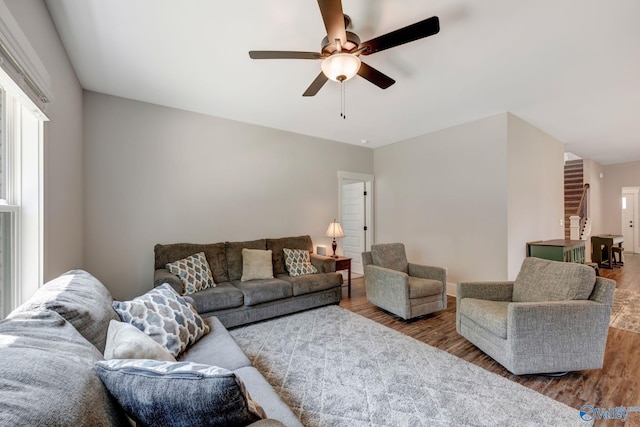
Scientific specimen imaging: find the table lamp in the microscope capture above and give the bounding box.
[325,219,345,258]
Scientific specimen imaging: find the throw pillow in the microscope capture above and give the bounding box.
[166,252,216,295]
[283,248,318,277]
[94,359,265,427]
[104,320,176,362]
[112,284,210,358]
[241,249,274,282]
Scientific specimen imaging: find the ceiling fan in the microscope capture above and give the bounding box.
[248,0,440,96]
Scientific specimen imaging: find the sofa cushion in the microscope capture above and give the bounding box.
[166,251,216,295]
[189,282,245,313]
[459,298,509,339]
[0,310,130,426]
[180,317,252,371]
[232,279,293,306]
[241,249,274,282]
[267,235,313,275]
[283,248,318,277]
[155,242,229,283]
[95,359,265,427]
[104,320,176,362]
[408,277,444,299]
[226,239,267,281]
[8,269,119,354]
[513,257,596,302]
[371,243,409,273]
[112,284,210,358]
[277,272,342,297]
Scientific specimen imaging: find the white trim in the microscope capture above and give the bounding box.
[0,1,53,104]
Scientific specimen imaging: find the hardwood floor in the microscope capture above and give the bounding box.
[340,254,640,426]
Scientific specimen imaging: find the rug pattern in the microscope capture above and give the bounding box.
[611,289,640,334]
[230,305,587,426]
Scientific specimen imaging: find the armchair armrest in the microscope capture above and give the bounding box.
[310,254,336,273]
[154,268,184,294]
[508,300,611,361]
[364,265,411,319]
[408,263,446,284]
[457,281,514,301]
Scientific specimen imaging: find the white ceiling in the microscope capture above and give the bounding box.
[45,0,640,165]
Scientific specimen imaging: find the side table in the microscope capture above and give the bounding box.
[333,256,352,297]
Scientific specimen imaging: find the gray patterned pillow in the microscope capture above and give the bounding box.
[283,248,318,277]
[95,359,265,427]
[112,284,210,357]
[166,252,216,295]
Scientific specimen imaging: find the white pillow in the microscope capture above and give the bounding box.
[104,320,176,362]
[241,249,274,282]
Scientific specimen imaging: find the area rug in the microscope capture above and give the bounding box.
[611,289,640,334]
[230,306,587,426]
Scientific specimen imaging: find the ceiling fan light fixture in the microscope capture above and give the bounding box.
[321,53,361,82]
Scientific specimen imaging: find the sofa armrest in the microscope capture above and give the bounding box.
[408,263,446,284]
[457,281,514,301]
[154,268,184,294]
[364,265,411,318]
[508,300,611,359]
[310,254,336,273]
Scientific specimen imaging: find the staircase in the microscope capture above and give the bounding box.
[564,159,584,239]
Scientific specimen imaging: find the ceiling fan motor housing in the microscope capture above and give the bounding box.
[321,31,361,55]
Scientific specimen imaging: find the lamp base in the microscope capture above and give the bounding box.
[331,239,337,258]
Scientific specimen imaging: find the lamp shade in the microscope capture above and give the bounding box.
[325,220,345,238]
[321,53,361,82]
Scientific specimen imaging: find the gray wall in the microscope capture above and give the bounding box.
[373,113,564,286]
[5,0,84,280]
[83,91,373,300]
[506,114,565,277]
[374,114,510,285]
[602,160,640,235]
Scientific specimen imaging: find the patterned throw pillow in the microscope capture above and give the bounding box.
[166,252,215,295]
[283,248,318,277]
[94,359,265,427]
[112,284,210,357]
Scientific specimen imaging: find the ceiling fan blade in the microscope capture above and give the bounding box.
[357,62,395,89]
[317,0,347,49]
[249,51,322,60]
[302,72,329,97]
[360,16,440,55]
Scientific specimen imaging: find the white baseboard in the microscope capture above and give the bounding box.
[446,282,457,297]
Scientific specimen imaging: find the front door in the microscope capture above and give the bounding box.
[622,191,636,253]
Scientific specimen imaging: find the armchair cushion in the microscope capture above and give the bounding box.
[512,257,595,303]
[371,243,408,273]
[408,277,444,299]
[459,299,509,339]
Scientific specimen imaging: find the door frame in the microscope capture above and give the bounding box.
[621,187,639,253]
[338,171,374,256]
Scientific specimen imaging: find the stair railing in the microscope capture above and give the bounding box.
[576,183,590,238]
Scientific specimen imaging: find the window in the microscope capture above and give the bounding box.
[0,70,46,319]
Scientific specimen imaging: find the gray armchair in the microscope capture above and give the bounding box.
[457,257,615,375]
[362,243,447,320]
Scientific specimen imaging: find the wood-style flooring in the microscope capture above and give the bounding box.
[340,254,640,426]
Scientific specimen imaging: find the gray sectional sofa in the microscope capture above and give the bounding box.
[154,235,343,327]
[0,270,302,426]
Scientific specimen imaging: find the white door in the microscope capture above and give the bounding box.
[342,181,365,274]
[622,191,636,253]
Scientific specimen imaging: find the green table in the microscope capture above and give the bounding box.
[528,239,585,264]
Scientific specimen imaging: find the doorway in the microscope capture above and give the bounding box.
[621,187,639,253]
[338,171,374,275]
